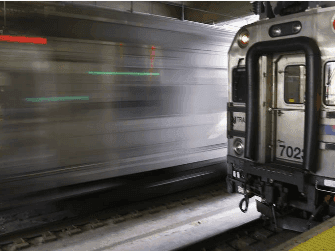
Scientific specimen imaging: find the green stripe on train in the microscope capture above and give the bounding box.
[26,96,89,102]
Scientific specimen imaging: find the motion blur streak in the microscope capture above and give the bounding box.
[0,35,47,44]
[0,2,233,207]
[207,112,227,140]
[25,96,90,102]
[87,71,160,76]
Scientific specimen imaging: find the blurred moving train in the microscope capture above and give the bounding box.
[227,1,335,232]
[0,2,232,209]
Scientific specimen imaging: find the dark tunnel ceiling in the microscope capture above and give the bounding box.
[0,1,254,26]
[170,1,254,24]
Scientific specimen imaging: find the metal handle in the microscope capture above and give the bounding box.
[269,107,304,112]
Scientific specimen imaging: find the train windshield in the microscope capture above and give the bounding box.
[232,68,247,103]
[325,62,335,105]
[284,65,305,104]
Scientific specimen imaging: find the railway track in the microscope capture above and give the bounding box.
[177,218,300,251]
[0,181,228,250]
[0,181,302,251]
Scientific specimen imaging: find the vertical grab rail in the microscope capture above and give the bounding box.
[245,36,321,172]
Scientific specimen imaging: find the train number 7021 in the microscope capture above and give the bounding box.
[279,144,304,160]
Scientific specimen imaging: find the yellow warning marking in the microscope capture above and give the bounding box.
[291,226,335,251]
[289,98,295,102]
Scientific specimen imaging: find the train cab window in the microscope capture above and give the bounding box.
[325,62,335,105]
[284,65,305,104]
[232,67,247,103]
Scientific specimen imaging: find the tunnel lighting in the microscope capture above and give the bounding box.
[0,35,47,44]
[88,71,160,76]
[237,29,250,48]
[26,96,89,102]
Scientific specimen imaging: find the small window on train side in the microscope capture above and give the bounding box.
[232,67,247,103]
[284,65,306,104]
[325,62,335,105]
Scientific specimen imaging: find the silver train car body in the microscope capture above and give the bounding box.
[0,4,231,207]
[227,3,335,231]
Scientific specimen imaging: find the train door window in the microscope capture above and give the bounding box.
[325,62,335,105]
[284,65,305,104]
[232,68,247,103]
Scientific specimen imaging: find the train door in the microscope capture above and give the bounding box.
[274,54,306,164]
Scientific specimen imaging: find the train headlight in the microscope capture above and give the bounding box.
[292,22,302,33]
[233,138,244,156]
[237,29,250,48]
[269,21,302,37]
[271,26,281,36]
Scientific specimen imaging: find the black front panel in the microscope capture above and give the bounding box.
[232,67,247,103]
[227,155,306,193]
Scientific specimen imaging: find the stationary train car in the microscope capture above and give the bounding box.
[226,1,335,231]
[0,3,231,209]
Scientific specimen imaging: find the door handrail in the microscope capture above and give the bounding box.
[269,107,304,111]
[245,36,321,173]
